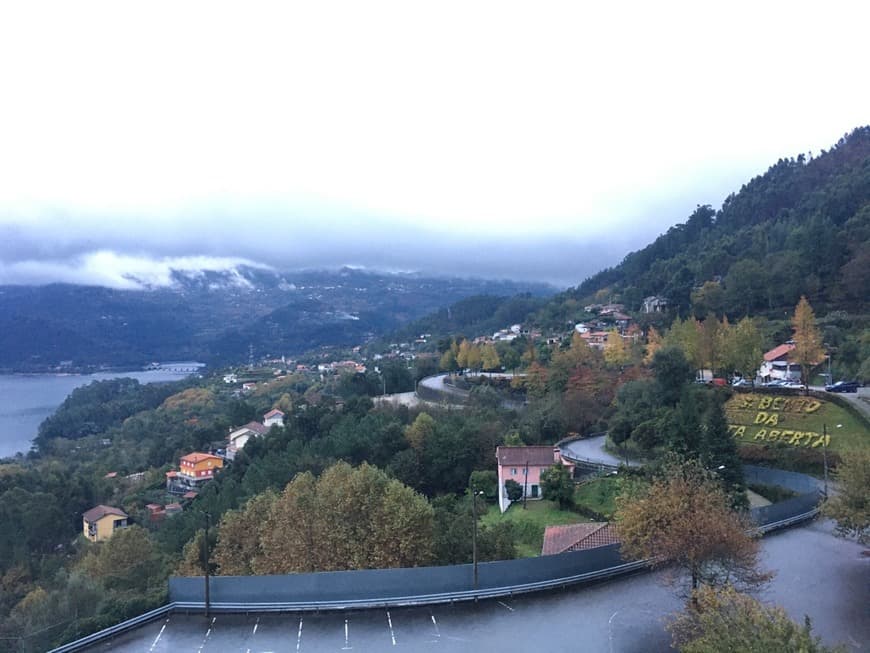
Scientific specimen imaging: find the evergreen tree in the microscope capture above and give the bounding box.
[701,397,747,509]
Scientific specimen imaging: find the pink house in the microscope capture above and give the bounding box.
[495,446,574,513]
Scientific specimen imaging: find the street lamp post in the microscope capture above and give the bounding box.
[470,487,484,590]
[202,511,211,619]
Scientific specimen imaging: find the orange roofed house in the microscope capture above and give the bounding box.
[82,505,129,542]
[496,446,574,513]
[166,452,223,495]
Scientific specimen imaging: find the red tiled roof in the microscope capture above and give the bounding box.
[264,409,285,419]
[165,470,178,478]
[183,491,199,499]
[82,505,128,523]
[541,523,619,555]
[764,343,795,362]
[496,446,558,467]
[180,452,223,464]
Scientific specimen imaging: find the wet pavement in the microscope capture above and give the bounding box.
[81,521,868,653]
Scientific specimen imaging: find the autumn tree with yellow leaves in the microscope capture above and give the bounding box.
[201,462,434,576]
[615,457,770,595]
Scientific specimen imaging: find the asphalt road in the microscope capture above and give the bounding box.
[83,521,868,653]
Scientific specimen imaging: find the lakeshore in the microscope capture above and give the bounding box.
[0,367,200,458]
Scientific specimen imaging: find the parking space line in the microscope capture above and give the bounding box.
[386,610,397,646]
[252,616,259,635]
[430,611,441,639]
[196,616,216,653]
[148,617,170,651]
[342,617,352,649]
[296,617,304,653]
[497,601,515,612]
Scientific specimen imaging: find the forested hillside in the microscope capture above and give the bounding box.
[0,269,553,372]
[565,127,870,316]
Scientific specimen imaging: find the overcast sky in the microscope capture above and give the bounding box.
[0,1,868,289]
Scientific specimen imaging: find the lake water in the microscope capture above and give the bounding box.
[0,368,198,458]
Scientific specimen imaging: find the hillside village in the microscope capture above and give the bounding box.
[2,127,868,652]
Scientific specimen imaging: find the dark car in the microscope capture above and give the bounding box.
[825,381,860,393]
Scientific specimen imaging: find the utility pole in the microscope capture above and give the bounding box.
[522,461,529,509]
[471,488,479,590]
[822,424,829,498]
[203,511,211,619]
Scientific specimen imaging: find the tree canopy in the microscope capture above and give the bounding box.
[615,458,769,595]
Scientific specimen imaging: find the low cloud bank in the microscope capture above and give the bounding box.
[0,251,271,290]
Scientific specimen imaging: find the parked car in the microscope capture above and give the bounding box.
[781,381,806,390]
[825,381,860,393]
[762,380,786,387]
[731,378,752,387]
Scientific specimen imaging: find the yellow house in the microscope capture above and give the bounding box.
[83,505,129,542]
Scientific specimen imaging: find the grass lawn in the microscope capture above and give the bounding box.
[481,500,589,558]
[726,393,869,452]
[573,476,620,518]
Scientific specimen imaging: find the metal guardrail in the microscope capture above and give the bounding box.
[48,463,823,652]
[48,560,651,652]
[170,559,652,614]
[47,604,173,653]
[754,507,820,535]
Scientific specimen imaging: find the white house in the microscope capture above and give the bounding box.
[642,296,668,313]
[227,421,268,459]
[263,409,285,428]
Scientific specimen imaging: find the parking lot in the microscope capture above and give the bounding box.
[81,521,867,653]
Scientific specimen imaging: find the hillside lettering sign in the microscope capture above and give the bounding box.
[726,394,830,448]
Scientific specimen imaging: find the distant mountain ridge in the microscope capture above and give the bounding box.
[0,267,554,371]
[566,126,870,316]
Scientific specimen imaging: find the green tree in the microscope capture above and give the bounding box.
[724,259,768,315]
[822,448,870,544]
[78,526,165,594]
[691,281,726,318]
[700,398,747,509]
[652,346,694,406]
[540,465,575,510]
[668,584,845,653]
[404,412,436,455]
[504,479,523,502]
[791,296,825,391]
[615,458,770,594]
[470,470,498,502]
[722,317,763,384]
[698,313,722,373]
[666,317,702,373]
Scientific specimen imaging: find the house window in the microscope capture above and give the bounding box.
[511,468,517,475]
[531,485,539,498]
